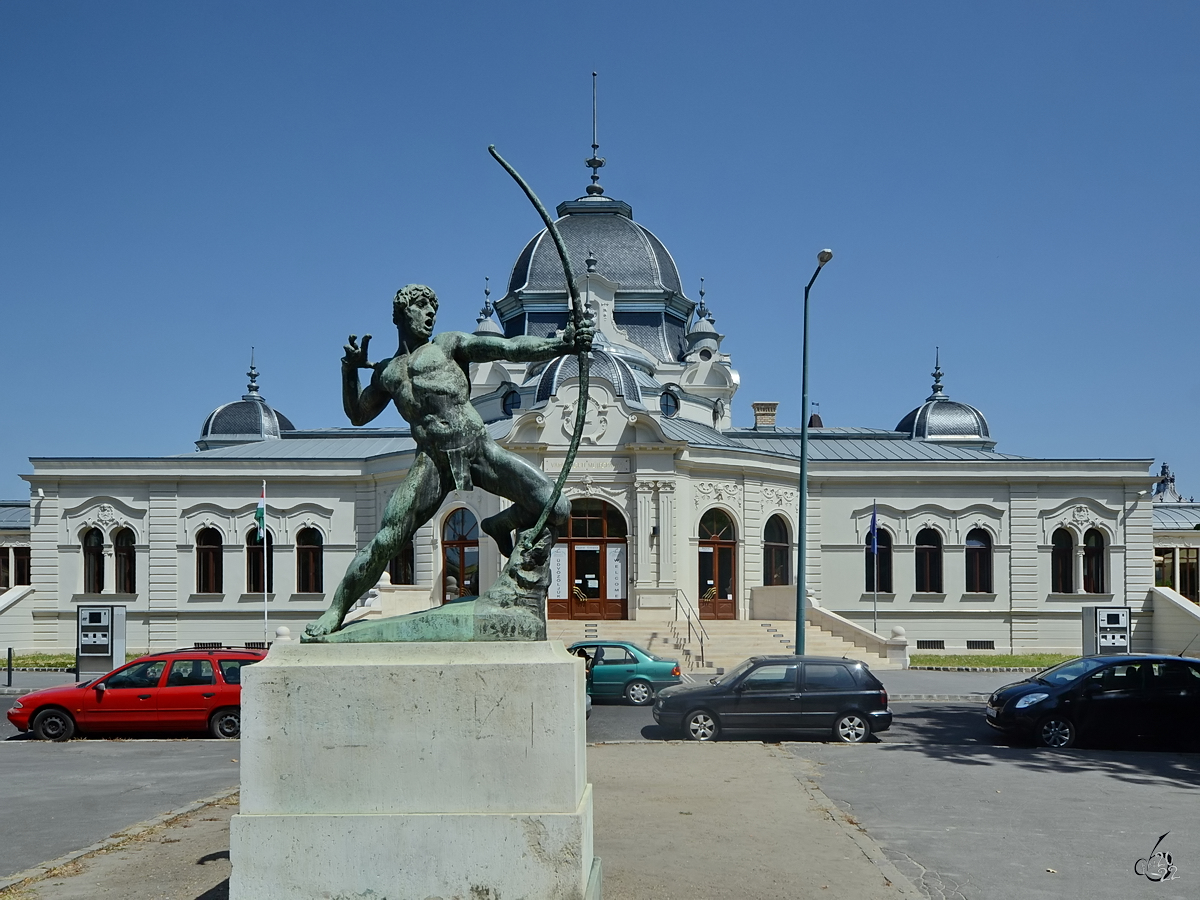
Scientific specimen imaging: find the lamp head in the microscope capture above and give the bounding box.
[817,249,833,267]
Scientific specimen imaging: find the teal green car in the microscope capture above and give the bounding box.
[568,640,683,705]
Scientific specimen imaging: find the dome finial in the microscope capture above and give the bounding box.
[585,250,598,274]
[584,71,606,196]
[696,277,711,320]
[929,347,946,400]
[246,347,261,397]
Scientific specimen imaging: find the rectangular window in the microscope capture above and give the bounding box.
[13,548,30,586]
[1180,549,1199,603]
[0,551,8,589]
[966,640,995,650]
[915,639,945,650]
[1155,548,1176,588]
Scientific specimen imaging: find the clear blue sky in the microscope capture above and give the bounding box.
[2,2,1198,499]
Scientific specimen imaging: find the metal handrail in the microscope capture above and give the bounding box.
[674,589,710,667]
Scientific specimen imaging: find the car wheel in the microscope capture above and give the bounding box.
[32,708,76,742]
[625,679,654,706]
[833,713,871,743]
[684,710,720,742]
[209,707,241,739]
[1036,715,1076,749]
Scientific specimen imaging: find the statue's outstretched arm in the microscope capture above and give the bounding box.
[456,315,594,364]
[342,334,390,426]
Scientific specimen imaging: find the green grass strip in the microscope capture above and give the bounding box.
[909,653,1075,669]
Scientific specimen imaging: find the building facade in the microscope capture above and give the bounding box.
[1,173,1166,655]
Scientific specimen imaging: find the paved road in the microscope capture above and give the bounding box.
[792,704,1200,900]
[1,696,242,882]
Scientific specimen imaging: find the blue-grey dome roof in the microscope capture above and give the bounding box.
[198,366,295,449]
[507,197,682,296]
[895,364,990,443]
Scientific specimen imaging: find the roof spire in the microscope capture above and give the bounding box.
[584,71,606,196]
[246,347,261,397]
[928,347,947,400]
[473,276,504,336]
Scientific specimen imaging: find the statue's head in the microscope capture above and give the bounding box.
[393,284,438,342]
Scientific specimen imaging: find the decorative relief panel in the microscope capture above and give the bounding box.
[694,481,742,509]
[761,486,797,509]
[1039,499,1117,543]
[565,475,628,508]
[64,497,146,542]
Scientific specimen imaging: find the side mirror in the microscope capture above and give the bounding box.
[708,678,718,685]
[94,682,106,692]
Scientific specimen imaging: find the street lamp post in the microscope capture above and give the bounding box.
[796,249,833,654]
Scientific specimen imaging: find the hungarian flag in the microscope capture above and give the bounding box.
[867,502,878,556]
[255,483,266,540]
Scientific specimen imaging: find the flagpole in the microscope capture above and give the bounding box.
[262,480,268,645]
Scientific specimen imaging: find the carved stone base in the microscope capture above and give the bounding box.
[229,641,599,899]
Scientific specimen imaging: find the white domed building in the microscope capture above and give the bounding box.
[5,165,1187,660]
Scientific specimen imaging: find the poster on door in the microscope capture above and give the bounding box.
[606,544,626,599]
[549,544,568,600]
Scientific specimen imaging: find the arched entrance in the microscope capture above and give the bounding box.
[699,509,737,620]
[548,499,628,620]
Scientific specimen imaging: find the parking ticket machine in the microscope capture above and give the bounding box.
[77,605,126,681]
[1082,606,1130,656]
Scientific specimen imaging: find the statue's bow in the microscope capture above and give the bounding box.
[489,146,591,547]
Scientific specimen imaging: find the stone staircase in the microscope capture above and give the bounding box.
[546,618,900,674]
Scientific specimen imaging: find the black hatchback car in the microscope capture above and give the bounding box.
[652,655,892,742]
[986,654,1200,749]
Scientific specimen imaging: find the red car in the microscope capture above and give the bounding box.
[6,646,266,741]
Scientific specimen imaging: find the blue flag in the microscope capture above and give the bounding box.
[868,502,878,555]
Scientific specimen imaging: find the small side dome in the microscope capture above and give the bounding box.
[895,358,992,446]
[197,364,295,451]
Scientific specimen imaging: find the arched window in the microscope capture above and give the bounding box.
[965,528,993,593]
[114,528,136,594]
[763,515,790,586]
[1083,529,1105,594]
[865,530,893,593]
[388,539,415,585]
[698,509,737,619]
[442,509,479,602]
[196,528,223,594]
[914,528,943,593]
[83,528,104,594]
[246,529,274,594]
[1051,528,1073,593]
[296,528,324,593]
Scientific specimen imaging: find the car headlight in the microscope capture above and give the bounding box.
[1015,693,1049,709]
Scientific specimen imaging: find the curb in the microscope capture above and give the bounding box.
[908,665,1044,672]
[0,786,239,892]
[779,746,923,897]
[891,694,989,702]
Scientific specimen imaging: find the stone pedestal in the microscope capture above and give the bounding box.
[230,641,600,899]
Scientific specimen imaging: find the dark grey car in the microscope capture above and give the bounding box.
[652,655,892,742]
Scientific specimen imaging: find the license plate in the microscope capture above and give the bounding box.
[985,707,997,719]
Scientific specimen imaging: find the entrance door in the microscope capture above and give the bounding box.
[698,509,737,619]
[548,499,629,620]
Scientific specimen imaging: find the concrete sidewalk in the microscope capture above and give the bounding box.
[1,742,921,900]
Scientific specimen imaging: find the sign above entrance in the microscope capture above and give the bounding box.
[545,458,630,474]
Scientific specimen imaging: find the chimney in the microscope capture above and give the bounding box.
[752,402,779,430]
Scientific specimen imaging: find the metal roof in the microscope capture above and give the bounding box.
[0,501,29,530]
[719,427,1029,462]
[1153,504,1200,531]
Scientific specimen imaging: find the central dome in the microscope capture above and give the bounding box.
[506,196,682,296]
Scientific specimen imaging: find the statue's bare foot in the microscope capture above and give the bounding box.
[303,609,345,641]
[481,515,515,558]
